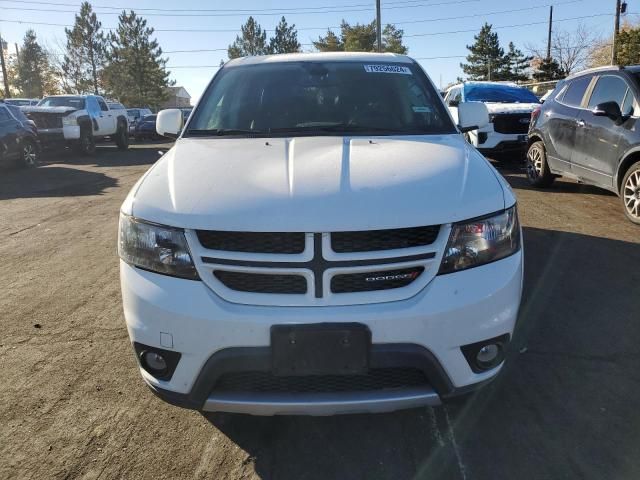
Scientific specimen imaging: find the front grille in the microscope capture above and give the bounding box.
[492,113,530,134]
[331,226,440,253]
[26,112,64,129]
[214,368,428,393]
[196,230,305,254]
[331,267,425,293]
[214,270,307,294]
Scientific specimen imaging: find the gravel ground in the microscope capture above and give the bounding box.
[1,143,639,480]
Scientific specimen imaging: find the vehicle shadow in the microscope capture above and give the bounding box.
[200,226,640,480]
[41,143,171,168]
[0,165,118,200]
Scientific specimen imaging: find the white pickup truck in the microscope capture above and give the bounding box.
[24,95,129,154]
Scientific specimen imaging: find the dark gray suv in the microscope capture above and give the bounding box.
[527,65,640,224]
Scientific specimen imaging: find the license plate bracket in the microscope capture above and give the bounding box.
[271,323,371,376]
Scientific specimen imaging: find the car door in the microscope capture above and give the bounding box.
[97,97,116,134]
[573,74,635,188]
[544,74,594,173]
[0,105,20,160]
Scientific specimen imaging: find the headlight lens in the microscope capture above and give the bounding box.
[62,116,78,126]
[118,214,199,280]
[438,206,520,275]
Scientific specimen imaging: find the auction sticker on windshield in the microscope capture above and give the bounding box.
[364,65,412,74]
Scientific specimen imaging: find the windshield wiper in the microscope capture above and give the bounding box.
[185,128,262,136]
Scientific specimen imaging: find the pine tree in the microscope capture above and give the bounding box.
[313,20,407,53]
[14,30,58,97]
[268,17,300,54]
[62,1,107,94]
[461,23,506,80]
[502,42,531,82]
[228,17,269,58]
[532,57,565,81]
[103,11,172,110]
[313,30,344,52]
[382,25,407,54]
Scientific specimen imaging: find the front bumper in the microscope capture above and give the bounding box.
[120,250,523,415]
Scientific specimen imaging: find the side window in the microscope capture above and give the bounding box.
[587,75,628,109]
[621,89,637,116]
[98,99,109,112]
[561,76,592,107]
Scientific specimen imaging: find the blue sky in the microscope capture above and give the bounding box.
[0,0,630,103]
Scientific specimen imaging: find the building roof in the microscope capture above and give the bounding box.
[167,86,191,99]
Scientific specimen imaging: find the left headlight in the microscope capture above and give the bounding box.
[438,206,520,275]
[118,214,199,280]
[62,116,78,126]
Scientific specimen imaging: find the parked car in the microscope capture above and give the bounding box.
[528,65,640,224]
[118,52,523,415]
[24,95,129,154]
[180,107,193,122]
[127,108,153,134]
[0,101,39,168]
[134,114,159,140]
[4,98,40,107]
[445,81,540,157]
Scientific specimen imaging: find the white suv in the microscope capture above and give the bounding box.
[445,81,540,157]
[119,53,523,416]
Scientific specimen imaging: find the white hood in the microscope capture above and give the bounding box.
[484,103,539,115]
[126,135,508,231]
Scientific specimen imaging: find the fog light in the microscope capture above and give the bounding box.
[142,351,167,374]
[476,344,500,366]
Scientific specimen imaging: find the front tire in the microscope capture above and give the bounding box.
[115,124,129,150]
[621,161,640,225]
[526,141,555,187]
[77,129,96,156]
[20,139,38,168]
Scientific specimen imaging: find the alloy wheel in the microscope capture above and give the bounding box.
[623,169,640,219]
[22,142,37,167]
[526,146,543,180]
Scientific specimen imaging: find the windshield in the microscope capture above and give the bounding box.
[186,61,455,137]
[464,84,540,104]
[127,109,140,118]
[6,99,32,106]
[38,96,86,109]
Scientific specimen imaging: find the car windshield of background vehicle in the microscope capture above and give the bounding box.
[37,96,86,109]
[186,61,456,137]
[142,115,156,122]
[464,84,540,104]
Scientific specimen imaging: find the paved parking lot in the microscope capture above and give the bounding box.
[1,143,639,480]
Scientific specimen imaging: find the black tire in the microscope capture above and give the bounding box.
[77,129,96,156]
[526,140,555,187]
[19,138,38,168]
[620,161,640,225]
[115,124,129,150]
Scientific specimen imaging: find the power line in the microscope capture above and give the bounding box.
[0,0,481,16]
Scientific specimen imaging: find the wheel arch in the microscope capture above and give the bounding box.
[528,132,544,147]
[616,148,640,194]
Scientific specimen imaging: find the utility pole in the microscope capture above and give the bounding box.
[376,0,382,52]
[546,6,553,60]
[0,34,10,98]
[14,43,19,68]
[612,0,622,64]
[487,57,492,81]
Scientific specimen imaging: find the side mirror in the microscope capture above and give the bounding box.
[593,101,624,122]
[458,101,489,133]
[156,109,183,139]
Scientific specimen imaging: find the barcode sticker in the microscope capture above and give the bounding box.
[363,64,412,75]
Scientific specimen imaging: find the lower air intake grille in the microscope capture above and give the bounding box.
[492,113,530,134]
[331,226,440,253]
[214,368,428,393]
[214,271,307,294]
[196,231,305,254]
[331,267,425,293]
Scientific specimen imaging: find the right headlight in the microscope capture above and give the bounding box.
[438,206,520,275]
[118,214,199,280]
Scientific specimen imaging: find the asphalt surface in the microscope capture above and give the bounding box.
[1,142,639,480]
